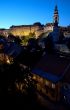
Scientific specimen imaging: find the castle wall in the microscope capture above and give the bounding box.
[44,23,54,33]
[9,25,44,38]
[0,24,69,39]
[35,29,44,38]
[9,26,31,36]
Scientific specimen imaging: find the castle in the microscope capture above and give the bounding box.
[9,23,44,38]
[0,6,70,38]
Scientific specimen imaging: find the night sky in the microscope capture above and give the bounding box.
[0,0,70,28]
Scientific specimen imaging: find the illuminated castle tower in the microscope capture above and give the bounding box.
[49,5,60,43]
[53,5,59,27]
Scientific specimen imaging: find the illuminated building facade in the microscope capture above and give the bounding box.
[32,54,70,101]
[9,23,44,38]
[0,6,70,39]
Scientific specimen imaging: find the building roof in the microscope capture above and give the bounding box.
[10,23,43,29]
[45,23,54,26]
[63,66,70,83]
[4,42,22,58]
[33,22,42,26]
[32,54,70,83]
[0,38,7,44]
[10,25,32,28]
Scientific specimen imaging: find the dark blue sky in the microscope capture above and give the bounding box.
[0,0,70,28]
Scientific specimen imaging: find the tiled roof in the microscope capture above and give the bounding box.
[32,54,70,83]
[46,23,54,26]
[4,42,22,58]
[32,68,59,83]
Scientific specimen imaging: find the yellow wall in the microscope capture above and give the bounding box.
[32,74,61,101]
[9,25,44,38]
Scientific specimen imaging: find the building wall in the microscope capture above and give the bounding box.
[9,25,44,38]
[0,53,13,64]
[0,29,9,37]
[9,26,31,37]
[44,23,54,33]
[35,29,44,38]
[0,24,70,39]
[64,32,70,38]
[32,73,61,101]
[0,23,53,38]
[44,25,53,33]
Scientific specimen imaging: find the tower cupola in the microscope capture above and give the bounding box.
[53,5,59,26]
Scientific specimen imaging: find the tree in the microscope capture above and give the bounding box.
[0,34,6,39]
[14,36,22,44]
[8,34,16,43]
[21,32,36,46]
[8,34,21,44]
[29,32,36,38]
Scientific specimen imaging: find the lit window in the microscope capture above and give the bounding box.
[6,58,10,64]
[45,80,49,86]
[52,83,55,89]
[39,77,43,83]
[33,75,36,80]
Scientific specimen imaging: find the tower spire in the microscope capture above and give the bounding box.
[53,5,59,27]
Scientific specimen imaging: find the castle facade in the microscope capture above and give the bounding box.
[0,6,70,38]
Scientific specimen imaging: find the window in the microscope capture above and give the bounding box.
[52,83,55,89]
[37,75,43,83]
[45,80,49,86]
[33,75,36,80]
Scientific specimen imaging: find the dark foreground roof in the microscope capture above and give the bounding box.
[63,66,70,83]
[32,54,70,83]
[4,42,22,58]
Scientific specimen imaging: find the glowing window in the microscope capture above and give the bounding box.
[52,83,55,89]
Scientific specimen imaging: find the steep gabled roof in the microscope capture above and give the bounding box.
[32,54,70,83]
